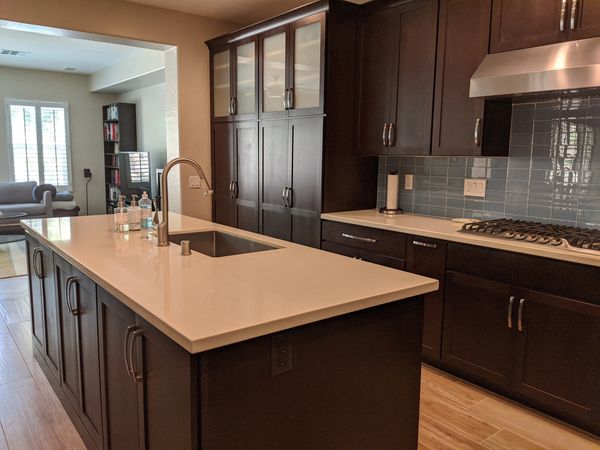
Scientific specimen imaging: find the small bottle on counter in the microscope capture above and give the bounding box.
[113,195,129,232]
[128,194,142,231]
[139,191,152,229]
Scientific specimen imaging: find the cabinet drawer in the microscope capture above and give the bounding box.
[321,241,406,270]
[322,220,406,258]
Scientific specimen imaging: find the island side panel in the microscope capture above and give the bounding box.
[199,297,424,450]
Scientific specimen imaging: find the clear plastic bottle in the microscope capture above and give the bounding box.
[139,191,153,229]
[113,195,129,232]
[128,194,142,231]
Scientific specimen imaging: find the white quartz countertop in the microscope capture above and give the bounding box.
[321,210,600,268]
[21,214,438,353]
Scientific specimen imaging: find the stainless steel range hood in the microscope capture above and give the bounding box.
[470,37,600,97]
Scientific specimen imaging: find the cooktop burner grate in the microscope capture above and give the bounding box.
[460,219,600,251]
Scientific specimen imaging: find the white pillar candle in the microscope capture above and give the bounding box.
[386,172,399,210]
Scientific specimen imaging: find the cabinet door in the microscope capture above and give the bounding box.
[261,27,288,118]
[55,256,79,411]
[289,13,325,116]
[289,116,322,248]
[26,237,45,353]
[233,39,258,120]
[212,122,236,227]
[490,0,568,52]
[388,0,438,156]
[512,291,600,428]
[443,271,516,388]
[72,268,103,448]
[136,316,196,450]
[356,6,399,155]
[234,121,259,233]
[432,0,490,156]
[212,48,233,121]
[40,246,60,380]
[98,287,144,450]
[260,119,291,241]
[407,237,446,360]
[569,0,600,40]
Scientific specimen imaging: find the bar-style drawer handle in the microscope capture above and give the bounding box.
[412,240,437,249]
[341,233,377,243]
[517,298,525,332]
[507,296,515,329]
[570,0,578,30]
[560,0,567,31]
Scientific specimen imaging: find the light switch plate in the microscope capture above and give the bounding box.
[464,178,486,198]
[189,175,201,189]
[405,174,414,190]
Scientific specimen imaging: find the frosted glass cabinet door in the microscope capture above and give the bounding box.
[292,21,322,111]
[213,50,231,118]
[236,42,256,115]
[262,32,287,113]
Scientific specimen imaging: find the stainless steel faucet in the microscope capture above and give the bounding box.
[157,157,213,247]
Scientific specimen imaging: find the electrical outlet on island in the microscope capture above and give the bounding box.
[405,174,414,190]
[464,179,486,198]
[189,175,202,189]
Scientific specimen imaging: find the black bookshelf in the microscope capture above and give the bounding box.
[103,103,137,213]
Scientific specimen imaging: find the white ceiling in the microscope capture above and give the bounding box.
[125,0,372,25]
[0,27,163,74]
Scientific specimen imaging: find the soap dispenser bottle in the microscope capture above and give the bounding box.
[139,191,152,229]
[114,195,129,232]
[128,194,142,231]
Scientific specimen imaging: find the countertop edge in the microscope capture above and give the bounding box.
[321,212,600,268]
[22,221,438,354]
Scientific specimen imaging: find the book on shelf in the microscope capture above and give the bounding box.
[105,104,119,121]
[103,122,120,141]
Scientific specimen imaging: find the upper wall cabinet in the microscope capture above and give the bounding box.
[211,38,258,122]
[260,13,326,118]
[491,0,600,53]
[432,0,495,156]
[356,0,438,156]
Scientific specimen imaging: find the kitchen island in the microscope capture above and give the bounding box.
[22,213,437,450]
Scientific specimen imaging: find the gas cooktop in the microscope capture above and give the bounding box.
[460,219,600,252]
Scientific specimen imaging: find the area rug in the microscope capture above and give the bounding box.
[0,241,27,279]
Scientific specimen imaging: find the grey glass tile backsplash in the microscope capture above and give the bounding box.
[377,92,600,229]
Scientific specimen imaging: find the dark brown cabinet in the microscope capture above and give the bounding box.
[212,121,259,232]
[357,0,438,156]
[512,290,600,431]
[97,287,196,450]
[260,117,323,248]
[491,0,600,53]
[407,236,446,360]
[26,235,60,381]
[432,0,491,156]
[443,271,516,388]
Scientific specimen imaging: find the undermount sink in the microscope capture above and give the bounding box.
[169,231,279,257]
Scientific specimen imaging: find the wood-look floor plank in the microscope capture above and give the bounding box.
[0,334,31,386]
[0,299,30,325]
[8,320,33,366]
[421,365,488,409]
[481,429,550,450]
[0,377,85,450]
[419,411,487,449]
[0,276,29,301]
[469,397,600,450]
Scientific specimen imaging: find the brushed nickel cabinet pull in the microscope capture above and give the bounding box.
[123,325,134,378]
[232,96,237,115]
[341,233,377,243]
[474,118,482,146]
[282,187,288,207]
[66,277,80,317]
[382,123,389,147]
[286,187,293,208]
[517,298,525,332]
[282,90,288,110]
[129,328,144,382]
[507,296,515,329]
[571,0,578,30]
[32,248,42,278]
[412,240,437,249]
[287,88,294,110]
[560,0,567,31]
[388,122,396,147]
[233,181,238,199]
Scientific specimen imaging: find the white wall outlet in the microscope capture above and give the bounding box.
[189,175,202,189]
[405,174,414,190]
[464,178,486,198]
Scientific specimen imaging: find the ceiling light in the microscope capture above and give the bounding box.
[1,49,30,56]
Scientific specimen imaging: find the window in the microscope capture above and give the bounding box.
[5,100,72,189]
[127,152,150,184]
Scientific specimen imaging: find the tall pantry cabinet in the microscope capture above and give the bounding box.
[207,0,378,248]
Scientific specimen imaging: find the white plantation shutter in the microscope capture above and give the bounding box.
[6,100,72,189]
[127,152,150,183]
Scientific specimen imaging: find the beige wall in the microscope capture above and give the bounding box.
[0,66,117,215]
[117,83,167,197]
[0,0,235,219]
